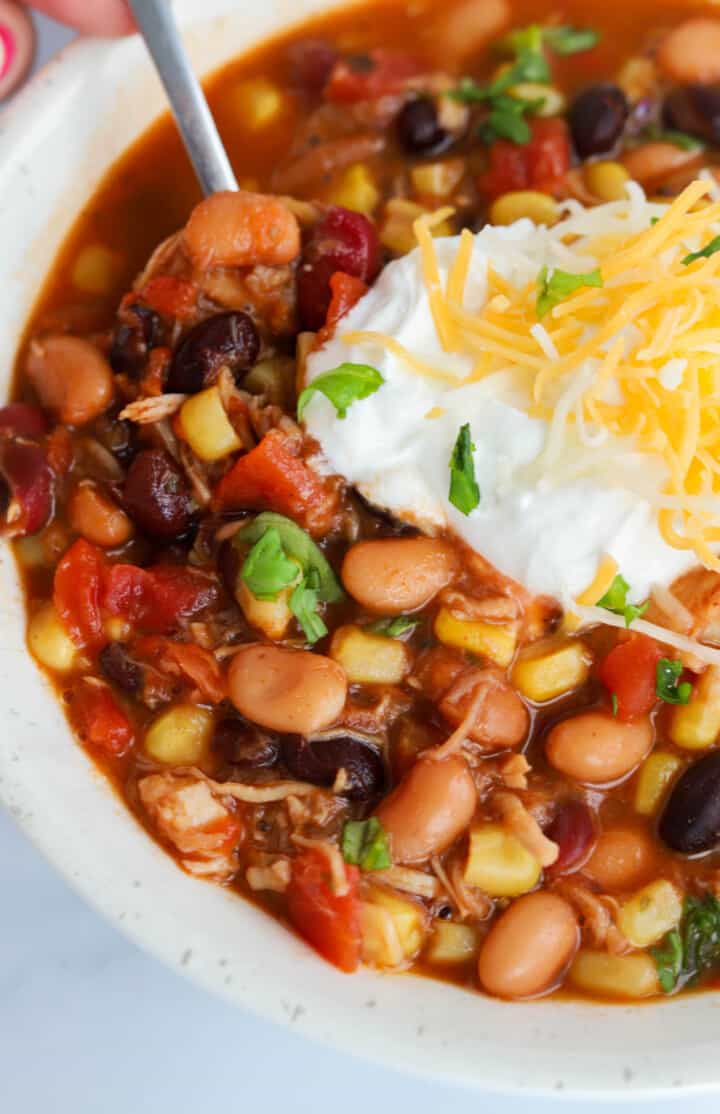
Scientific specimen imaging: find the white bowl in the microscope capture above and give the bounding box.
[2,0,720,1098]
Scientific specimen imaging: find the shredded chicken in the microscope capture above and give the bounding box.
[499,753,531,790]
[554,880,630,955]
[431,855,493,921]
[492,791,559,868]
[246,858,291,893]
[440,588,520,624]
[178,441,213,508]
[292,835,349,896]
[426,680,488,761]
[373,866,439,900]
[119,393,188,424]
[138,772,240,881]
[191,771,320,804]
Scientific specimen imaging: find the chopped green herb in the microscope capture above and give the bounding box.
[543,25,600,55]
[241,528,299,601]
[653,895,720,994]
[342,817,391,871]
[449,423,481,515]
[479,92,546,144]
[290,569,328,644]
[644,125,702,151]
[236,512,343,604]
[366,615,419,638]
[493,45,551,91]
[611,693,619,717]
[656,658,693,705]
[682,234,720,266]
[297,362,384,421]
[536,266,603,318]
[596,573,649,628]
[650,216,661,226]
[450,33,550,146]
[496,23,544,58]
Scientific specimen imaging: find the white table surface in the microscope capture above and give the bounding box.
[2,13,718,1113]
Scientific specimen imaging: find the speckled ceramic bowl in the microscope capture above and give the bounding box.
[2,0,720,1097]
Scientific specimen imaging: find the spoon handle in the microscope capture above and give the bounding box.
[128,0,237,195]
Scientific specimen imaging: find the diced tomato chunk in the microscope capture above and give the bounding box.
[139,276,197,321]
[71,677,135,757]
[214,430,339,537]
[325,272,368,330]
[102,563,218,634]
[598,634,664,722]
[54,539,106,650]
[0,440,53,538]
[287,850,361,973]
[326,48,423,103]
[481,117,572,201]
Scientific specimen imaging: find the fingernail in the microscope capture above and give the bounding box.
[0,24,17,81]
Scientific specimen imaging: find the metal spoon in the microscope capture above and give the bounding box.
[127,0,237,195]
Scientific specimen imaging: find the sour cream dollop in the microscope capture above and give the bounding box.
[304,202,703,606]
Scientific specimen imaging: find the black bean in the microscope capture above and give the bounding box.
[659,751,720,855]
[397,97,452,155]
[109,305,163,378]
[282,732,385,800]
[664,84,720,145]
[122,448,193,540]
[93,412,139,467]
[568,84,629,158]
[165,311,260,394]
[100,642,143,694]
[213,717,280,770]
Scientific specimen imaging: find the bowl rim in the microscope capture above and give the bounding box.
[3,2,720,1099]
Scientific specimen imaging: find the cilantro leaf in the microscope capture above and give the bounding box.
[241,528,299,601]
[479,93,546,144]
[682,234,720,266]
[290,569,328,644]
[653,895,720,994]
[450,32,549,145]
[611,693,619,717]
[449,423,481,515]
[543,25,600,55]
[298,362,383,421]
[496,23,545,57]
[596,573,649,627]
[366,615,419,638]
[342,817,391,871]
[536,266,603,318]
[656,658,693,705]
[643,125,702,151]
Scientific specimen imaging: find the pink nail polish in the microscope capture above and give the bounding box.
[0,24,17,82]
[0,0,34,101]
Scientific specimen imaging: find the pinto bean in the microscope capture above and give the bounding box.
[478,892,579,1000]
[657,19,720,85]
[440,674,529,752]
[68,482,134,548]
[620,142,703,192]
[434,0,509,61]
[584,826,655,892]
[25,335,114,426]
[545,711,653,785]
[183,190,301,270]
[227,644,347,735]
[375,754,476,864]
[341,537,458,614]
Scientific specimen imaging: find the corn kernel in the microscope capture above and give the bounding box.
[617,880,683,948]
[380,199,452,256]
[490,190,560,227]
[178,386,242,462]
[465,823,541,897]
[329,164,380,215]
[104,616,132,642]
[670,665,720,750]
[634,752,683,816]
[584,160,630,202]
[425,921,479,965]
[330,624,410,684]
[71,244,123,296]
[144,704,214,766]
[434,607,516,668]
[236,576,296,641]
[232,78,285,129]
[512,640,591,703]
[361,886,426,967]
[569,950,660,1000]
[410,159,465,198]
[509,83,566,117]
[27,603,79,673]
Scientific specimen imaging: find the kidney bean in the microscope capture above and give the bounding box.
[122,449,193,540]
[568,84,629,158]
[584,826,655,891]
[478,892,579,1000]
[213,717,280,771]
[0,440,53,537]
[341,536,458,614]
[0,403,47,439]
[375,754,476,863]
[25,335,114,426]
[659,750,720,855]
[287,38,338,93]
[165,311,260,394]
[397,97,451,155]
[227,643,347,735]
[545,799,596,877]
[297,207,381,330]
[282,732,385,800]
[663,84,720,145]
[545,711,653,785]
